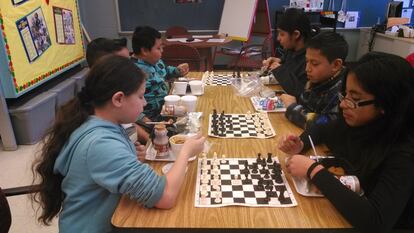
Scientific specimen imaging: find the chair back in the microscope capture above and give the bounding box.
[162,44,205,71]
[0,188,11,233]
[165,26,189,38]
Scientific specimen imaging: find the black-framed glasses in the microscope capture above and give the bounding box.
[338,93,375,109]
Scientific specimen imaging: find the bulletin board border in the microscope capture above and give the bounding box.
[0,0,85,98]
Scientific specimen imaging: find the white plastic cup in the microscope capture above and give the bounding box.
[164,95,181,106]
[173,81,188,95]
[189,80,204,95]
[181,95,197,112]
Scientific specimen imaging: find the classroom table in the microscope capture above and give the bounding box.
[111,72,353,233]
[162,36,232,71]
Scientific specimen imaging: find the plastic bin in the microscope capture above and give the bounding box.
[71,68,89,93]
[9,92,56,145]
[48,78,76,111]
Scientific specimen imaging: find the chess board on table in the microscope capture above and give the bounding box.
[194,156,297,207]
[207,112,276,138]
[201,71,250,86]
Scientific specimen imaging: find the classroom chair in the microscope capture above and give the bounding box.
[165,26,189,38]
[224,35,273,71]
[0,185,40,233]
[162,44,206,71]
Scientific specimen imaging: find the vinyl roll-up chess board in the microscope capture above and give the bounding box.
[208,112,276,138]
[202,73,234,86]
[194,156,297,208]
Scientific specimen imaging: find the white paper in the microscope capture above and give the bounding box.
[402,0,410,8]
[206,38,225,43]
[345,11,359,29]
[193,35,213,38]
[166,38,187,42]
[402,8,413,22]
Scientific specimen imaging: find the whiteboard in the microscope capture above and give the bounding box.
[218,0,257,41]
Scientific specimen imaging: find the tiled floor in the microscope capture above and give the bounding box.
[0,142,58,233]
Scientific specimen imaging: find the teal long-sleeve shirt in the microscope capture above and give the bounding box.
[132,58,180,121]
[54,116,166,233]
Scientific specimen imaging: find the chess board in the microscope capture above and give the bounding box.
[202,73,234,86]
[194,157,297,207]
[207,113,276,138]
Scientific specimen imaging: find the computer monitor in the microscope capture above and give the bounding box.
[386,1,403,18]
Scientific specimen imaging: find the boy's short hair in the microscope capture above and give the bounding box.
[306,31,348,62]
[86,37,127,67]
[132,26,161,55]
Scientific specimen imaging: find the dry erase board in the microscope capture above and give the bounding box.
[218,0,258,41]
[0,0,85,98]
[115,0,224,33]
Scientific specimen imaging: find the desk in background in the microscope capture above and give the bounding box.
[163,36,232,71]
[357,28,414,60]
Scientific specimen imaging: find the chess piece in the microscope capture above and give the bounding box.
[257,153,262,163]
[152,124,169,157]
[267,153,273,163]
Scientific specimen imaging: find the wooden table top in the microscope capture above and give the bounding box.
[111,72,351,232]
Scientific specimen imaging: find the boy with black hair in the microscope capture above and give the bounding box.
[131,26,189,143]
[131,26,189,123]
[86,37,129,67]
[280,31,348,129]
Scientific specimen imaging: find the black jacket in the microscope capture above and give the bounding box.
[272,48,307,98]
[300,118,414,233]
[285,68,347,129]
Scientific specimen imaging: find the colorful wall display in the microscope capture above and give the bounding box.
[0,0,85,98]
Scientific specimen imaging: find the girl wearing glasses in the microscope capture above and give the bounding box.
[279,52,414,233]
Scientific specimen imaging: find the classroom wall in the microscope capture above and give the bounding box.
[77,0,385,62]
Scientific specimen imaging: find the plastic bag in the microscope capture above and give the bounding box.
[231,75,263,97]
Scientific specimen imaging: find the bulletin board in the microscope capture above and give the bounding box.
[0,0,85,98]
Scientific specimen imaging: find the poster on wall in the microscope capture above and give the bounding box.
[12,0,29,5]
[290,0,323,10]
[53,7,75,44]
[16,7,51,62]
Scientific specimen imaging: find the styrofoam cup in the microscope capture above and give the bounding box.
[189,80,204,95]
[164,95,181,106]
[173,81,188,95]
[180,95,197,112]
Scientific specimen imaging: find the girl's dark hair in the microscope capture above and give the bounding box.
[349,52,414,174]
[86,37,128,67]
[132,26,161,55]
[31,55,146,225]
[277,8,312,42]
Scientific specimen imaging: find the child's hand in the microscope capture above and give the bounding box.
[180,134,205,159]
[279,94,296,107]
[177,63,189,76]
[134,141,146,162]
[262,57,281,71]
[285,154,316,178]
[278,135,304,155]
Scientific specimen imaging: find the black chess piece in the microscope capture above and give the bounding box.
[257,153,262,163]
[274,174,283,184]
[213,109,217,117]
[267,153,273,163]
[252,165,258,174]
